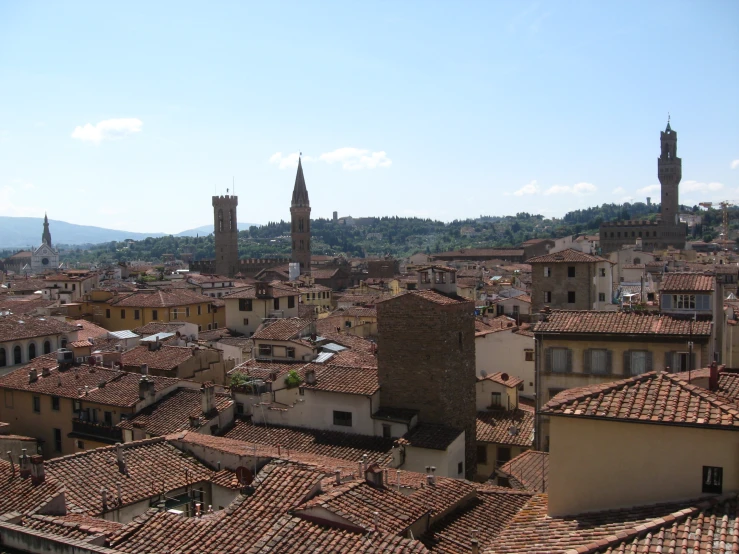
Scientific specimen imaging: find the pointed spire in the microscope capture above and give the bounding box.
[291,155,310,207]
[42,212,52,247]
[665,113,672,133]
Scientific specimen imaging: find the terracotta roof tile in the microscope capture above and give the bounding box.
[120,344,196,371]
[118,387,233,436]
[660,272,714,292]
[401,424,463,451]
[223,420,394,465]
[0,459,64,515]
[16,513,124,540]
[542,371,739,429]
[0,314,77,342]
[527,249,609,264]
[223,283,297,299]
[131,321,189,336]
[718,372,739,403]
[478,372,523,388]
[109,288,214,308]
[302,364,379,396]
[252,317,314,341]
[476,410,534,447]
[497,451,549,493]
[533,310,712,336]
[377,289,472,306]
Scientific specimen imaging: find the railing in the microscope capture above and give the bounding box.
[71,419,123,443]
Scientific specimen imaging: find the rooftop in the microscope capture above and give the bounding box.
[526,249,609,264]
[252,317,313,341]
[0,315,77,342]
[534,310,712,336]
[497,450,549,493]
[108,288,213,308]
[542,371,739,429]
[400,424,463,451]
[661,272,715,292]
[120,344,197,371]
[476,409,534,448]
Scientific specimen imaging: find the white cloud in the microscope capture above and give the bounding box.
[544,182,597,195]
[681,180,724,193]
[731,159,739,170]
[636,184,660,195]
[269,148,391,170]
[612,186,625,194]
[71,118,143,144]
[512,180,539,196]
[319,148,392,170]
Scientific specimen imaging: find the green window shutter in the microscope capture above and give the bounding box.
[583,349,591,374]
[623,350,631,375]
[606,350,613,374]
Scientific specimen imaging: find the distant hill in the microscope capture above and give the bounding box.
[0,216,166,248]
[175,222,260,237]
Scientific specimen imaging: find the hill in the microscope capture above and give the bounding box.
[175,222,261,237]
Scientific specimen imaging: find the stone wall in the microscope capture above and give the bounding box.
[531,262,594,313]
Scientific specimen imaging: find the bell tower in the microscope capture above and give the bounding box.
[290,157,311,275]
[658,117,681,226]
[212,194,239,277]
[42,213,52,247]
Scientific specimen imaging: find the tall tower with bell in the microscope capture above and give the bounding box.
[290,156,311,274]
[658,116,681,226]
[212,192,239,277]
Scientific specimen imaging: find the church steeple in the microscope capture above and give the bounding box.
[42,213,52,247]
[291,156,310,208]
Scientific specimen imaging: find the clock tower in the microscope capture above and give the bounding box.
[658,118,681,225]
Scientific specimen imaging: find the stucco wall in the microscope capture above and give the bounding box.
[403,431,465,478]
[548,416,739,516]
[475,331,535,397]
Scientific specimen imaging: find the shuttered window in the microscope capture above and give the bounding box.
[624,350,653,375]
[546,347,572,373]
[583,349,612,375]
[665,351,696,372]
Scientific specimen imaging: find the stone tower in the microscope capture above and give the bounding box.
[42,213,52,247]
[290,157,311,274]
[212,195,239,277]
[377,290,477,479]
[658,118,681,226]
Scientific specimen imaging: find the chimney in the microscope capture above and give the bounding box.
[116,481,122,504]
[364,463,384,489]
[30,455,45,485]
[116,443,127,474]
[709,361,719,392]
[101,488,108,512]
[7,452,15,478]
[19,449,31,479]
[335,470,341,485]
[41,366,51,377]
[140,363,149,376]
[471,539,480,554]
[305,368,317,385]
[201,382,216,416]
[189,415,200,428]
[28,368,38,383]
[138,376,155,401]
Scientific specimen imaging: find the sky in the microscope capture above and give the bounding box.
[0,0,738,234]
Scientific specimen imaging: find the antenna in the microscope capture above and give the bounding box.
[233,176,235,196]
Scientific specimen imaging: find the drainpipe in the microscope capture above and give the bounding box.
[534,331,542,451]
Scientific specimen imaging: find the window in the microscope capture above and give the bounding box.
[477,445,487,464]
[546,348,571,373]
[120,309,126,320]
[239,299,252,311]
[286,347,296,359]
[567,266,575,278]
[457,462,463,475]
[213,322,218,329]
[134,309,140,320]
[207,324,212,330]
[567,291,576,303]
[33,396,41,413]
[28,343,36,360]
[104,411,113,426]
[172,309,177,320]
[598,293,606,302]
[76,440,84,449]
[490,392,502,408]
[435,271,446,284]
[633,257,641,264]
[43,341,51,354]
[333,411,352,427]
[702,466,723,494]
[235,403,244,416]
[666,351,695,372]
[152,309,158,320]
[525,349,534,362]
[512,305,519,315]
[14,345,22,365]
[0,348,5,367]
[53,428,62,452]
[584,349,611,375]
[543,267,551,277]
[421,272,430,284]
[600,268,606,277]
[51,396,60,411]
[198,305,202,315]
[60,338,67,349]
[288,296,295,309]
[497,447,511,467]
[274,298,280,310]
[243,318,249,326]
[625,350,652,375]
[186,307,190,317]
[258,345,272,357]
[382,424,392,439]
[544,291,551,303]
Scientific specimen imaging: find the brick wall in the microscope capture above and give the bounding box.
[377,292,477,479]
[531,262,594,313]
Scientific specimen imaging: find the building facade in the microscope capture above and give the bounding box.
[212,195,239,277]
[291,157,311,274]
[600,121,687,253]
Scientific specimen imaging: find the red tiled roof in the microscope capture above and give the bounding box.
[0,296,56,315]
[109,289,213,308]
[432,249,525,258]
[302,364,379,396]
[0,314,77,342]
[223,420,394,465]
[660,272,714,292]
[16,513,124,540]
[0,459,64,515]
[542,371,739,429]
[343,306,377,318]
[401,424,463,451]
[0,360,180,407]
[252,317,313,341]
[223,283,298,299]
[718,371,739,403]
[70,319,109,341]
[132,321,189,336]
[476,409,534,447]
[378,289,472,306]
[533,310,712,336]
[527,249,608,264]
[120,345,195,371]
[118,388,233,436]
[478,372,523,389]
[497,451,549,493]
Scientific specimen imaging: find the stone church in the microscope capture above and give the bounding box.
[599,120,688,254]
[30,214,59,274]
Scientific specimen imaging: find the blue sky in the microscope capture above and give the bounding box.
[1,0,737,234]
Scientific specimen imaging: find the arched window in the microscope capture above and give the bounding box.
[44,341,51,354]
[28,343,36,361]
[13,346,22,365]
[0,348,5,367]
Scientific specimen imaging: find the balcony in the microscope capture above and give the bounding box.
[70,419,122,444]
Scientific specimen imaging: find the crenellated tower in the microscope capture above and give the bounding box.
[290,157,311,274]
[658,118,681,226]
[212,195,239,277]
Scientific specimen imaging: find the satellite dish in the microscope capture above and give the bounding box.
[235,466,253,486]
